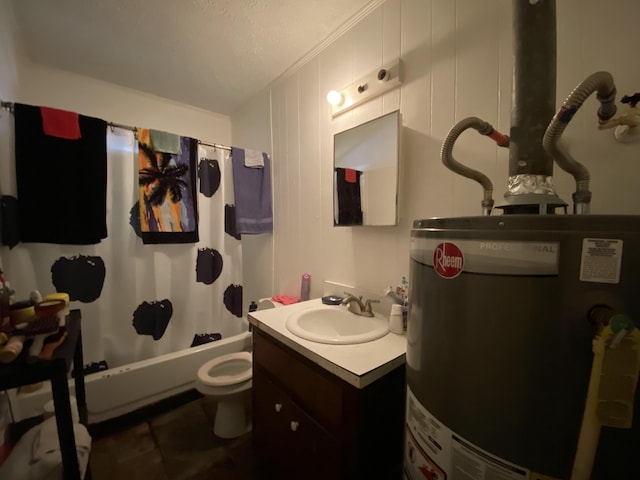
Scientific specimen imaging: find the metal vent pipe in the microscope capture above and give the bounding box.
[509,0,557,177]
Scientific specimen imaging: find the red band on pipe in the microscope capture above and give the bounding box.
[488,130,509,146]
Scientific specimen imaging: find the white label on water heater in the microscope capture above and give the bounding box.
[410,237,559,276]
[404,387,530,480]
[579,238,623,284]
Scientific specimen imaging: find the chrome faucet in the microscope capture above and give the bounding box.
[341,293,380,317]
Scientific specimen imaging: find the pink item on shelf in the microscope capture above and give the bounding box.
[270,296,299,305]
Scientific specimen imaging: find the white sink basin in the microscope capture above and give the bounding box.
[285,305,389,345]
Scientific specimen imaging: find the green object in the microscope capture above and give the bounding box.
[149,129,182,155]
[610,313,635,333]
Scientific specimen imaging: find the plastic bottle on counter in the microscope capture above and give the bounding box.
[389,304,404,335]
[300,273,311,301]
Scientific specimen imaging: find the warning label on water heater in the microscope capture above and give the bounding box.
[579,238,623,284]
[404,388,530,480]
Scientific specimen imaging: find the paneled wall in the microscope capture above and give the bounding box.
[232,0,640,300]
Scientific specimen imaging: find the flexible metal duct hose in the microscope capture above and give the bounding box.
[441,117,509,216]
[543,71,617,214]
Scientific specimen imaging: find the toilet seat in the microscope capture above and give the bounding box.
[197,351,252,387]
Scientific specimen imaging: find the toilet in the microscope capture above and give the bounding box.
[195,351,253,439]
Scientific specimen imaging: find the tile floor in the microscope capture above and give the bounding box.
[87,391,254,480]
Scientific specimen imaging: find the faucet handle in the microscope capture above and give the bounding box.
[363,298,380,312]
[342,292,362,302]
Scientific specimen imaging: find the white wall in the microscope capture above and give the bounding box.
[0,0,231,191]
[0,3,20,100]
[232,0,640,300]
[15,63,231,148]
[0,1,22,202]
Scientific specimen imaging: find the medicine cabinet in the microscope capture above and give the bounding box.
[333,110,400,226]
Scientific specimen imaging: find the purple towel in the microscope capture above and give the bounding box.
[231,148,273,234]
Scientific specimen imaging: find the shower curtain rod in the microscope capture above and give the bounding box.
[0,100,232,152]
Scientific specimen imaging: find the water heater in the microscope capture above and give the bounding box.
[405,215,640,479]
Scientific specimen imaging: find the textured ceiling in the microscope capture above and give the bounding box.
[10,0,376,115]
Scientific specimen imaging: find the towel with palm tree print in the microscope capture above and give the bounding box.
[137,128,199,244]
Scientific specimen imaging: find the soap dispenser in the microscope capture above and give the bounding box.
[389,304,404,334]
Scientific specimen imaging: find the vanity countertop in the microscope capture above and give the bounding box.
[248,298,406,389]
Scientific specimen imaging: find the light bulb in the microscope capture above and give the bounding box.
[326,90,343,106]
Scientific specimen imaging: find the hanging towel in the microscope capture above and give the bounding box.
[137,128,199,244]
[231,147,273,234]
[335,167,363,225]
[244,148,265,168]
[344,168,357,183]
[40,106,81,140]
[14,103,108,244]
[0,195,19,249]
[149,128,182,155]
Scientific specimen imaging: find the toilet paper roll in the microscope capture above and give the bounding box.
[257,298,283,310]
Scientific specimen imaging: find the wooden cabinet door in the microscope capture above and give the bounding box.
[253,370,342,480]
[253,328,345,432]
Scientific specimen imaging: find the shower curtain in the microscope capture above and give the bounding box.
[0,128,244,370]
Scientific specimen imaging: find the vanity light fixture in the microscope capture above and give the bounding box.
[326,90,344,106]
[327,59,402,117]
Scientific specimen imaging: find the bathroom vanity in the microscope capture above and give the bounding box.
[249,299,406,480]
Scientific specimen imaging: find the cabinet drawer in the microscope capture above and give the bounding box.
[253,371,341,479]
[253,330,345,431]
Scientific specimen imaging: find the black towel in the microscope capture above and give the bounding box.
[1,195,19,248]
[335,167,363,225]
[14,103,108,244]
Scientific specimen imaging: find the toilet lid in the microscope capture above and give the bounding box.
[197,351,252,387]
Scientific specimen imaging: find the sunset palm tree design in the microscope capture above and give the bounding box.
[137,128,191,233]
[138,142,188,206]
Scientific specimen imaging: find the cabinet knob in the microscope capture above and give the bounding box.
[290,421,299,432]
[274,403,282,413]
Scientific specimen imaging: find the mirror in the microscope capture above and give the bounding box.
[333,110,400,226]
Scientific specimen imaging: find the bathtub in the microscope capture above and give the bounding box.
[10,331,253,424]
